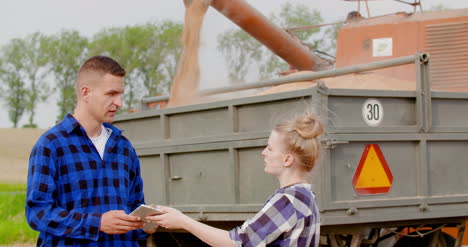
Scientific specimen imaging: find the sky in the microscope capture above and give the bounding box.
[1,0,468,128]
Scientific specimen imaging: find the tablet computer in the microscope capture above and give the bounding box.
[130,205,164,231]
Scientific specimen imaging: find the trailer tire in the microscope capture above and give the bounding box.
[149,232,209,247]
[393,230,455,247]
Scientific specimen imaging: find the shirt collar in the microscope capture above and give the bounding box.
[60,114,123,136]
[103,122,123,135]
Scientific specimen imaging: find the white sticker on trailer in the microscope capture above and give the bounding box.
[362,98,384,127]
[373,38,392,57]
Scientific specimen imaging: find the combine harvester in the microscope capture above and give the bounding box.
[116,0,468,246]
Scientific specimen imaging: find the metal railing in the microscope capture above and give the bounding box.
[199,53,425,96]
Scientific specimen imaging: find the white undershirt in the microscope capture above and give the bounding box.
[89,124,112,159]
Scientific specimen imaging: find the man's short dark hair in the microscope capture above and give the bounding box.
[78,55,126,77]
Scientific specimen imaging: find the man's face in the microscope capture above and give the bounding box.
[87,73,125,123]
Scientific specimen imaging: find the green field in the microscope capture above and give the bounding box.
[0,184,38,245]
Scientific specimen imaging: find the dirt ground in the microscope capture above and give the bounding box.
[0,128,46,184]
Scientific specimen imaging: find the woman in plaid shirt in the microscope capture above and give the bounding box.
[148,112,324,247]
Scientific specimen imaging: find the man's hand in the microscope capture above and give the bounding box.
[100,210,144,234]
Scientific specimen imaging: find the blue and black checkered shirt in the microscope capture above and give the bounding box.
[26,114,147,246]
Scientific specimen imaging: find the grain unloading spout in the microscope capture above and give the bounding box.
[211,0,330,71]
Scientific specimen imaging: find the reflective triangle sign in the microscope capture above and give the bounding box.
[352,144,393,195]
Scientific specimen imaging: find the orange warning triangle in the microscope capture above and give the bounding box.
[352,144,393,195]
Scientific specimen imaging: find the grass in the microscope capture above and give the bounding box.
[0,183,26,192]
[0,183,38,245]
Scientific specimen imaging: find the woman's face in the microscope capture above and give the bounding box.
[262,131,288,176]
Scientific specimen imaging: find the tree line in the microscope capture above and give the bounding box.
[0,21,184,128]
[0,3,337,128]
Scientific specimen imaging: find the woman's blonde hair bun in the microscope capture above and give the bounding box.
[274,112,324,172]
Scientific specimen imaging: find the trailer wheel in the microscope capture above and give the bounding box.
[393,230,455,247]
[148,232,209,247]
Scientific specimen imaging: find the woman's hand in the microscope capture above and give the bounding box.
[143,224,158,234]
[142,204,160,234]
[146,206,189,230]
[148,206,234,247]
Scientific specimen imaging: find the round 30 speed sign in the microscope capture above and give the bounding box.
[362,98,384,127]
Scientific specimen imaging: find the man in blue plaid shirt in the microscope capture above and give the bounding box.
[26,56,155,246]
